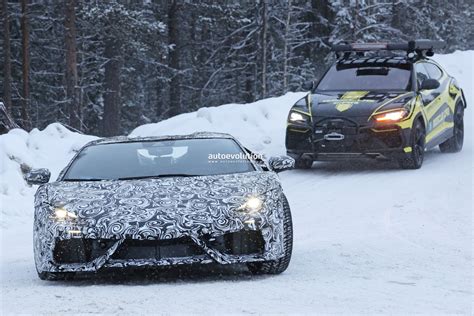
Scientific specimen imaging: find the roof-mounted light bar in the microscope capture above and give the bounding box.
[337,42,388,51]
[352,43,387,50]
[332,40,445,56]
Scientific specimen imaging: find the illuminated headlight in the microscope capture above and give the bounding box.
[288,111,308,123]
[373,109,409,122]
[237,196,264,213]
[53,206,78,221]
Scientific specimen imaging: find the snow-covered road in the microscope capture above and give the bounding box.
[1,51,472,314]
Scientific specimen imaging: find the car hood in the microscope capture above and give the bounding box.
[44,171,281,238]
[304,90,414,121]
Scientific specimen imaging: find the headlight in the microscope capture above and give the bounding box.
[288,111,308,123]
[237,196,264,213]
[52,206,78,221]
[373,109,409,122]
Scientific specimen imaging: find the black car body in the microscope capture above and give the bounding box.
[286,41,467,169]
[28,133,295,280]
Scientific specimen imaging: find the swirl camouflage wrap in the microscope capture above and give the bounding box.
[268,155,295,171]
[33,133,291,274]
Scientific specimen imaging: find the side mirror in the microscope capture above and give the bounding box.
[302,80,315,91]
[420,79,440,91]
[25,168,51,185]
[268,156,295,173]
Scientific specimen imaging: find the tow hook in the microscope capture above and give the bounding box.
[324,132,345,141]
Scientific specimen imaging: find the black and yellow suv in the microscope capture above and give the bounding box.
[286,41,466,169]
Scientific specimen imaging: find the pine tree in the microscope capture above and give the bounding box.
[20,0,31,130]
[65,0,80,130]
[2,0,12,115]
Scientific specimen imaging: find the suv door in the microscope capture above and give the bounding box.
[415,62,448,147]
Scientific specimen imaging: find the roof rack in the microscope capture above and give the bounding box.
[336,57,411,70]
[332,40,445,59]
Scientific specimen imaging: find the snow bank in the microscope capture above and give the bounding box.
[0,124,97,227]
[130,92,306,155]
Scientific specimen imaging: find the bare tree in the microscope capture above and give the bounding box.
[168,0,181,117]
[2,0,12,115]
[282,0,292,93]
[102,36,122,136]
[353,0,359,41]
[260,0,268,98]
[64,0,80,129]
[0,102,19,133]
[391,0,402,30]
[20,0,31,130]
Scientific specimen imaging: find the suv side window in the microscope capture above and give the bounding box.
[424,62,443,80]
[415,63,430,89]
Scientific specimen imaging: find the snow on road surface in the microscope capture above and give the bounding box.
[0,51,472,315]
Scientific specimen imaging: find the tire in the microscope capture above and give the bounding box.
[37,271,74,281]
[294,157,313,169]
[398,119,425,169]
[439,103,464,153]
[247,195,293,275]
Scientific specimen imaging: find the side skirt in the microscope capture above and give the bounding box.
[425,125,454,149]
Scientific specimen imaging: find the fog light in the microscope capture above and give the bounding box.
[67,229,81,236]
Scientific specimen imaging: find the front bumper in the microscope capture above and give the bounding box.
[286,117,412,160]
[41,229,272,273]
[34,199,285,273]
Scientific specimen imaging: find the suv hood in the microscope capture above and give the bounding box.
[307,90,414,120]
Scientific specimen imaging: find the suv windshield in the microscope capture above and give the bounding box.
[63,138,255,180]
[316,65,411,91]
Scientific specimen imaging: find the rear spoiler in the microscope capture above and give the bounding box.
[332,40,445,59]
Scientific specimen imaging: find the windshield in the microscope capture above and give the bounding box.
[63,138,255,180]
[316,65,412,91]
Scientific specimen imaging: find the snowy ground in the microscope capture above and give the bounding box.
[0,51,472,315]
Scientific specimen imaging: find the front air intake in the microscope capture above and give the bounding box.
[112,237,205,260]
[204,230,265,255]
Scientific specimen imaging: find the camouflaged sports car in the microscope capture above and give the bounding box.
[286,41,466,169]
[27,133,294,280]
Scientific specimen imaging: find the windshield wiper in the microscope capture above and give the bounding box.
[117,174,200,180]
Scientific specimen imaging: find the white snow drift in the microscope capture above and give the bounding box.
[0,51,472,314]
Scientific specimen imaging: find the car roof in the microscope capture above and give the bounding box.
[89,132,235,146]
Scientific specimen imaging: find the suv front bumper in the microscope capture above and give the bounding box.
[286,117,412,160]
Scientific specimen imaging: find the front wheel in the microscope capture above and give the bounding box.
[398,119,425,169]
[439,103,464,153]
[247,195,293,275]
